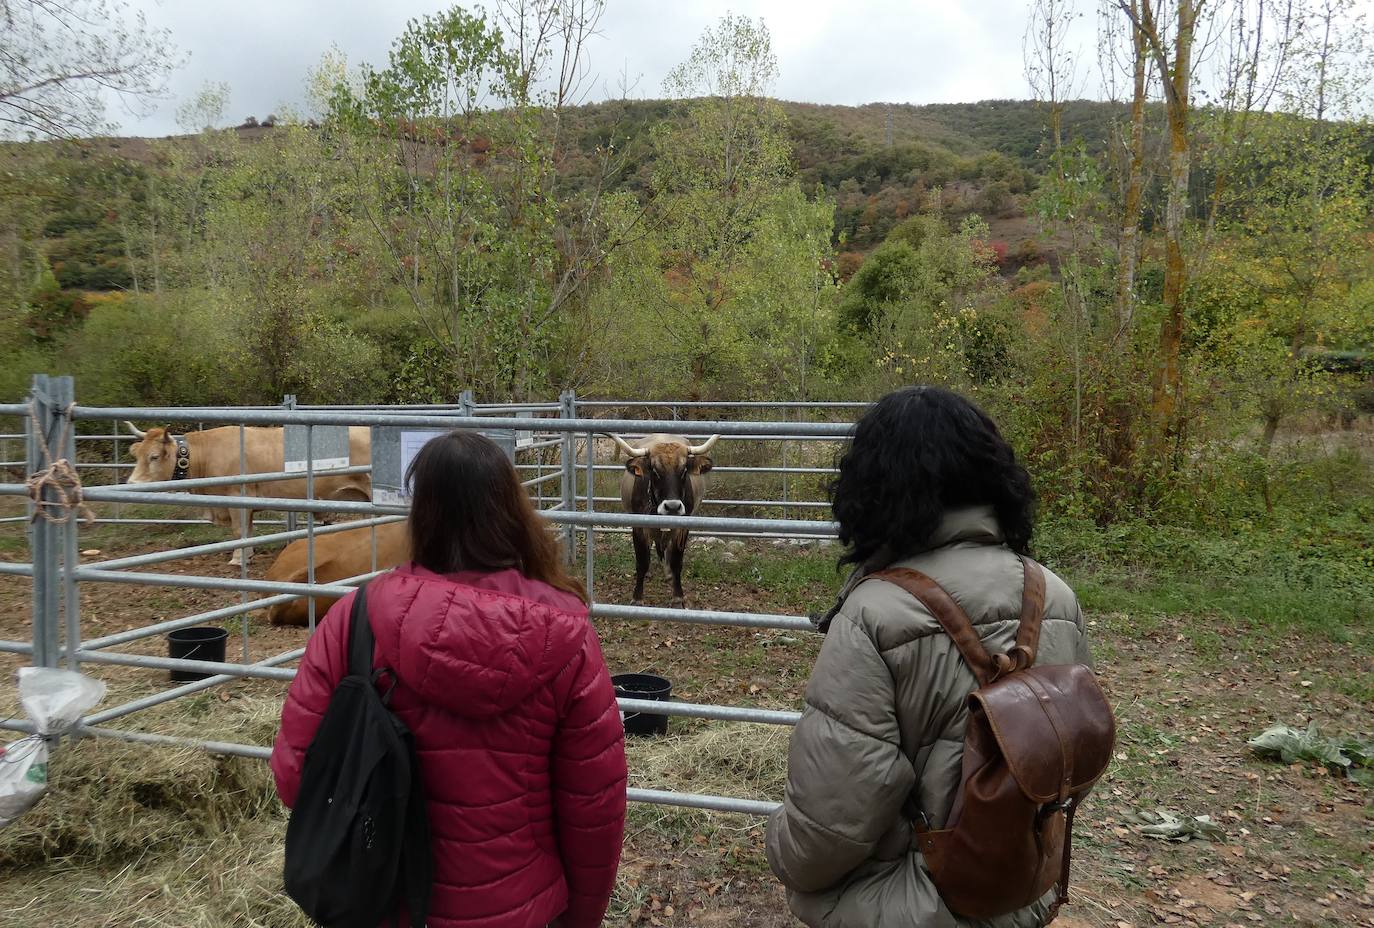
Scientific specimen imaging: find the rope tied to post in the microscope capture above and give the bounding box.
[26,400,93,525]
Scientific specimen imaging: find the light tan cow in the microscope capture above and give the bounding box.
[123,423,372,565]
[265,520,408,627]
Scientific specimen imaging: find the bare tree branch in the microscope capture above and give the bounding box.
[1,0,180,139]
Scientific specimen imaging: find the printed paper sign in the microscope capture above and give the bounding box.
[283,425,352,474]
[371,429,447,506]
[371,427,519,506]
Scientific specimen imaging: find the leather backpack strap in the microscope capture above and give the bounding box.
[868,568,996,687]
[1000,556,1047,675]
[1046,800,1079,923]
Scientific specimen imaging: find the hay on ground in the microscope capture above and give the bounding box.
[626,722,789,802]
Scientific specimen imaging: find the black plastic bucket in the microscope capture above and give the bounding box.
[612,672,672,737]
[166,627,229,682]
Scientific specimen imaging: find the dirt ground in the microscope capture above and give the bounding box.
[0,513,1370,928]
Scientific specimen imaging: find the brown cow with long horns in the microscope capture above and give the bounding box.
[608,432,718,608]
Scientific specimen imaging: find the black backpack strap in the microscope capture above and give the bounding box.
[402,753,432,928]
[347,585,374,679]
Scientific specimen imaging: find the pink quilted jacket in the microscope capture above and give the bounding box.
[271,563,627,928]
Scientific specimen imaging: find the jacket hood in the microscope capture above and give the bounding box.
[363,563,590,718]
[811,506,1004,633]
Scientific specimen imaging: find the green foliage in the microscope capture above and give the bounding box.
[25,263,90,342]
[580,14,840,401]
[54,290,383,407]
[838,240,923,331]
[836,213,1010,395]
[59,294,237,405]
[0,12,1368,587]
[323,5,591,400]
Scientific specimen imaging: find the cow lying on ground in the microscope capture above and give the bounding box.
[123,423,372,566]
[265,520,408,627]
[609,432,718,608]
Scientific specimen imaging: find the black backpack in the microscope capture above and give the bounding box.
[283,585,432,928]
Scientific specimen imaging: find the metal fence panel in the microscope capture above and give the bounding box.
[4,383,867,820]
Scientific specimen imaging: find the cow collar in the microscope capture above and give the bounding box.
[172,435,191,480]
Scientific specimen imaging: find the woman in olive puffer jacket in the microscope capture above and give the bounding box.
[766,386,1093,928]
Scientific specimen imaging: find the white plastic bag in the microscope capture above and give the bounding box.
[0,668,107,829]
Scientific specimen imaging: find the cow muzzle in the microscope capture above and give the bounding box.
[657,499,686,516]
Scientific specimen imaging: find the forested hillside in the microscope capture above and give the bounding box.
[4,95,1089,291]
[1,5,1371,532]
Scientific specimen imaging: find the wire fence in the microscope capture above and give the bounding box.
[1,376,866,817]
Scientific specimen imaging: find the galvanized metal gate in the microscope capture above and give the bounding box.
[1,375,868,817]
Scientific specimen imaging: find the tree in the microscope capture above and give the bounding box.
[326,2,633,399]
[839,213,1003,392]
[1025,0,1084,158]
[201,127,354,400]
[642,13,795,398]
[1,0,178,139]
[175,81,230,134]
[1098,0,1151,342]
[728,186,838,399]
[1115,0,1202,435]
[1202,0,1374,451]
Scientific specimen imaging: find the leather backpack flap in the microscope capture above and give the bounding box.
[972,664,1116,804]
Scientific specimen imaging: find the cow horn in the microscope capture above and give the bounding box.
[687,435,719,455]
[123,420,147,439]
[606,433,648,459]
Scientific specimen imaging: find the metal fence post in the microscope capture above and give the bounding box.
[282,395,297,536]
[26,374,71,671]
[584,428,595,601]
[459,389,475,418]
[57,377,81,674]
[306,423,316,634]
[559,390,576,566]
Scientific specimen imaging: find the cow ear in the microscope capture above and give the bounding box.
[689,454,713,474]
[161,429,174,444]
[625,456,645,477]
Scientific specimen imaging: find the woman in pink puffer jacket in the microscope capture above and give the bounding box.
[271,430,627,928]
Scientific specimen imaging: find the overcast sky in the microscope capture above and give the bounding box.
[111,0,1105,137]
[112,0,1373,137]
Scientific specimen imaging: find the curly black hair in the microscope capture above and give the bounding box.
[830,385,1035,565]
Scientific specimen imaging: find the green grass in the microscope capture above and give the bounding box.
[1038,512,1374,654]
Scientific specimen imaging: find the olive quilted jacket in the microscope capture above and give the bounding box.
[766,507,1092,928]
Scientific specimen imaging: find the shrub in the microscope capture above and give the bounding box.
[60,293,237,406]
[26,266,91,343]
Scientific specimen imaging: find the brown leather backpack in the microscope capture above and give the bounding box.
[864,558,1115,921]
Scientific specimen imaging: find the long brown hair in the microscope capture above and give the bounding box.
[405,430,587,604]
